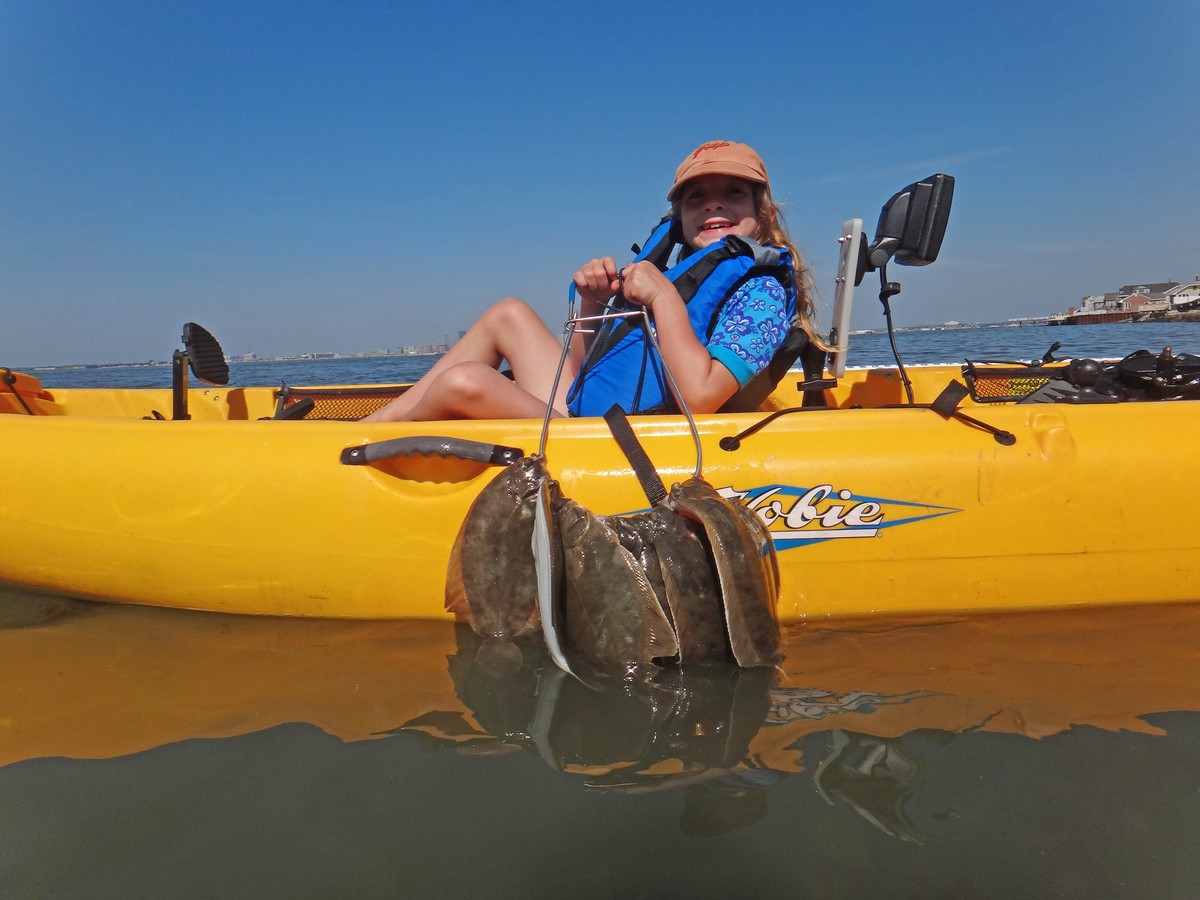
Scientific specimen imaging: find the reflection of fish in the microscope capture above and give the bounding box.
[557,499,678,676]
[609,509,729,664]
[429,627,772,784]
[446,456,547,655]
[669,478,781,668]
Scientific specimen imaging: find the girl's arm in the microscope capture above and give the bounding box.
[618,261,739,414]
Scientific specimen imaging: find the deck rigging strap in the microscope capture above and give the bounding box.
[719,385,1017,451]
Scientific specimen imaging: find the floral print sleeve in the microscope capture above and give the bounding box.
[706,275,793,387]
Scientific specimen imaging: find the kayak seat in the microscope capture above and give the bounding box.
[719,325,831,412]
[172,323,230,420]
[272,383,410,420]
[2,368,50,415]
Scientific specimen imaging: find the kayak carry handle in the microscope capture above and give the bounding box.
[340,436,525,466]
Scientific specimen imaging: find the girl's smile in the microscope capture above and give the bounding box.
[678,174,758,249]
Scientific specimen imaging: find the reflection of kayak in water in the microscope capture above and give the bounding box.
[4,589,1200,784]
[0,589,460,768]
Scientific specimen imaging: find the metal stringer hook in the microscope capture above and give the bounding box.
[545,306,703,480]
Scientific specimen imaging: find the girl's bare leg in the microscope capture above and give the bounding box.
[398,362,559,421]
[363,298,572,422]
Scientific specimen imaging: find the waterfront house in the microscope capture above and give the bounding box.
[1121,293,1157,313]
[1119,282,1180,302]
[1165,282,1200,309]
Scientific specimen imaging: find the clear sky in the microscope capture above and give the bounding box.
[3,0,1197,366]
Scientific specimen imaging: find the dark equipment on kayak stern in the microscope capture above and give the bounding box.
[172,322,229,420]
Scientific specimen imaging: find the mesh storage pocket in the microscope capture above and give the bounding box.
[961,362,1063,403]
[274,384,409,419]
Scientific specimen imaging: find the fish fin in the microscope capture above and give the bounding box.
[444,520,473,623]
[733,502,782,602]
[671,483,779,668]
[622,546,680,661]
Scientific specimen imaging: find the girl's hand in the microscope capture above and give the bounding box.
[618,261,677,311]
[572,257,621,309]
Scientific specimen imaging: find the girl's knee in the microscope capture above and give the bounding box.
[483,296,536,327]
[431,363,493,408]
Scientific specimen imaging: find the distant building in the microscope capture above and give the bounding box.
[1118,281,1179,300]
[1072,283,1184,315]
[1165,282,1200,309]
[1074,294,1111,314]
[1121,293,1155,312]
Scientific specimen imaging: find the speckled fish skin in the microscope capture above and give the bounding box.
[604,513,671,624]
[610,508,730,664]
[732,501,781,606]
[668,478,781,668]
[445,455,547,640]
[557,499,679,676]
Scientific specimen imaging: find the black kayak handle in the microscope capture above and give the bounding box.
[340,436,525,466]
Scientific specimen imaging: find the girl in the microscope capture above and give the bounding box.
[362,140,815,422]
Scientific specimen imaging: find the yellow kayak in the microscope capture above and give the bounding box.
[3,358,1198,620]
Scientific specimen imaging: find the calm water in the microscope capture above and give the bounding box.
[31,320,1200,390]
[7,321,1200,898]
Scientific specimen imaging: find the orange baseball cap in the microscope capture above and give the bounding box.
[667,140,770,200]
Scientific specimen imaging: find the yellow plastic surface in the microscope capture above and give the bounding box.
[3,366,1198,619]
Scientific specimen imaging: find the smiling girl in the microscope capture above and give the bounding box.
[363,141,815,422]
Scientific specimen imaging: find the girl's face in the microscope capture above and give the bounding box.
[677,174,759,249]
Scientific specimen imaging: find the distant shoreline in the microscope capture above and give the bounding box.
[27,316,1200,372]
[29,350,445,373]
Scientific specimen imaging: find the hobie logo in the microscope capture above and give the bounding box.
[720,483,960,552]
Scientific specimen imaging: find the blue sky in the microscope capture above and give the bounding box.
[3,0,1197,366]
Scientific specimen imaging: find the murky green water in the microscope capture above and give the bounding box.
[3,589,1200,898]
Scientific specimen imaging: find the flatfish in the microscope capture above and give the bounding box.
[557,499,679,677]
[668,478,781,668]
[732,501,781,607]
[608,508,730,664]
[446,455,548,665]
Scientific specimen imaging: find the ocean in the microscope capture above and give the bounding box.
[5,320,1200,898]
[31,320,1200,390]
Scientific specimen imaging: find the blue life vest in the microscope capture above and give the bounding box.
[566,218,795,416]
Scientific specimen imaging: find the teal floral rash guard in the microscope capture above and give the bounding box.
[706,275,793,387]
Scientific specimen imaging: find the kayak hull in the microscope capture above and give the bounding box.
[3,366,1198,619]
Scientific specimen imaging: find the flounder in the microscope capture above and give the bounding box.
[668,478,781,668]
[557,499,679,677]
[608,508,730,664]
[446,455,549,669]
